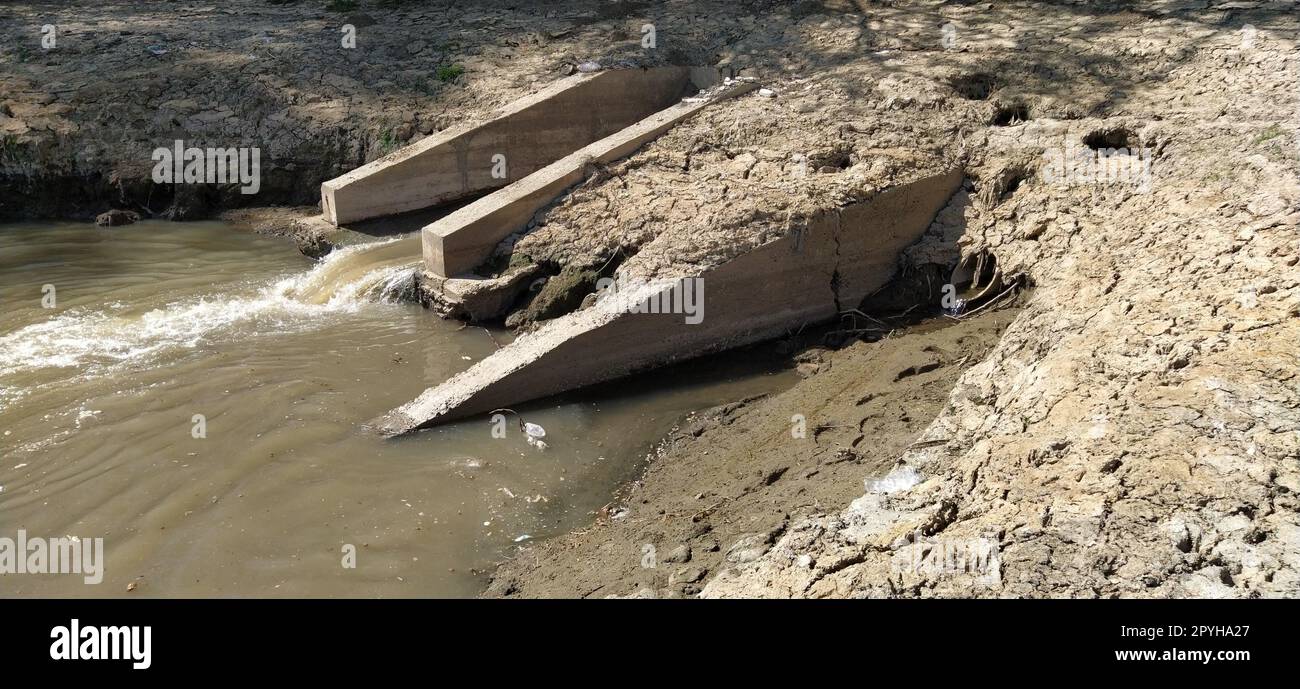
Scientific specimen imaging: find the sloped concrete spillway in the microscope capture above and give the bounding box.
[321,66,717,225]
[423,81,757,277]
[373,170,963,435]
[324,66,963,435]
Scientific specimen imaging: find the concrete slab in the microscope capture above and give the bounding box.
[422,80,758,277]
[372,169,963,435]
[321,67,695,226]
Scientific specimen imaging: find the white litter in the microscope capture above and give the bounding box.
[522,422,548,451]
[867,465,921,494]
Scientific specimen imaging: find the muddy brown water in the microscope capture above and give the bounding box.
[0,220,794,597]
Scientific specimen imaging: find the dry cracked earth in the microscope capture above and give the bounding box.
[3,0,1299,598]
[491,0,1300,599]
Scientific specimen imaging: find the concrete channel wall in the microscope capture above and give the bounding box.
[373,169,964,435]
[320,66,697,225]
[422,80,758,277]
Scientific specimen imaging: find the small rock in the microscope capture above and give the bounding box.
[95,209,139,227]
[295,233,335,260]
[726,534,772,563]
[677,567,706,584]
[664,544,692,564]
[758,88,775,98]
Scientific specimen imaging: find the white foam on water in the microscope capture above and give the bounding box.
[0,237,420,379]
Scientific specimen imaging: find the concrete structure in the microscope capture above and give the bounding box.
[422,80,757,277]
[372,170,964,435]
[320,67,702,225]
[418,265,541,321]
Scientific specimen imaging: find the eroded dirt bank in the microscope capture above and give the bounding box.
[0,0,792,221]
[486,0,1300,598]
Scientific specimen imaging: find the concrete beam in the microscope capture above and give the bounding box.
[321,67,695,226]
[372,169,963,435]
[422,80,757,277]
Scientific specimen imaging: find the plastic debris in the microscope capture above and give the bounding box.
[867,465,921,494]
[490,409,549,450]
[522,421,547,450]
[577,61,601,73]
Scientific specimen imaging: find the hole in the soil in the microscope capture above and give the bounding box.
[499,243,638,325]
[1002,174,1023,196]
[950,73,996,101]
[810,150,852,173]
[992,103,1030,126]
[1083,127,1139,151]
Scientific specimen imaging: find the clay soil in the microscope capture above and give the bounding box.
[485,309,1020,598]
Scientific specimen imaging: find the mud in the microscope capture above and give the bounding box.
[485,309,1020,597]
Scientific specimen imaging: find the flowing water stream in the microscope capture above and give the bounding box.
[0,220,794,597]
